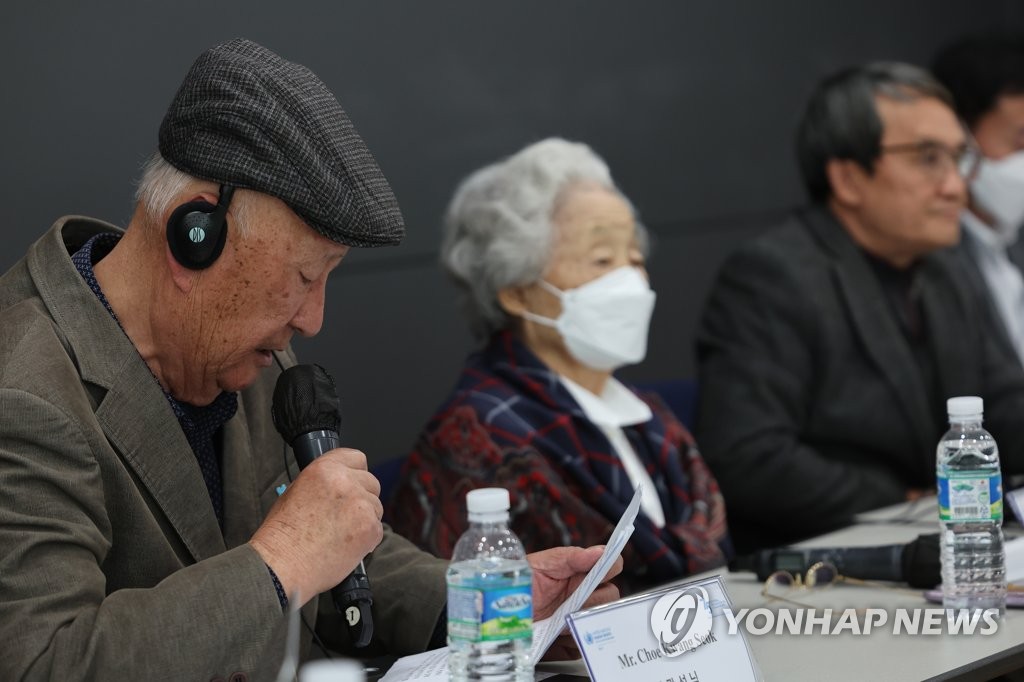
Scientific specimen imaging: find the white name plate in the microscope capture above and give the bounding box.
[567,575,762,682]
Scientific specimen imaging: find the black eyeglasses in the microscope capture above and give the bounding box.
[879,140,981,183]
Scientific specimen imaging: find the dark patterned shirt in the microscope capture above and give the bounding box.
[71,233,237,526]
[71,232,288,609]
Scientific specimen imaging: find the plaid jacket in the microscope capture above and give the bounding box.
[387,331,731,589]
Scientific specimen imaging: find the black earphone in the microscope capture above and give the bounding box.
[166,185,235,270]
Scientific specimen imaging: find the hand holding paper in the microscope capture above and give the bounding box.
[380,486,643,681]
[528,485,642,665]
[527,545,625,662]
[528,546,624,620]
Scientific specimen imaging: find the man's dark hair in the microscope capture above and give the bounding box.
[796,62,953,203]
[932,34,1024,129]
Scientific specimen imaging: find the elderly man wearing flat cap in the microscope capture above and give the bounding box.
[0,39,621,680]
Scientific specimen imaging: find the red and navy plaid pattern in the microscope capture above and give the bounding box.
[388,331,731,589]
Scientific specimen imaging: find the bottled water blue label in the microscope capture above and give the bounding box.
[448,584,532,643]
[938,472,1002,522]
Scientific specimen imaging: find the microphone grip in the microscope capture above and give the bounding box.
[805,545,905,582]
[291,430,341,469]
[734,544,906,582]
[289,428,374,647]
[331,561,373,648]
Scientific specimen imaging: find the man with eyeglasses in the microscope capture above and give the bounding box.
[695,62,1024,552]
[933,35,1024,369]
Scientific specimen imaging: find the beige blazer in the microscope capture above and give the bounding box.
[0,218,447,681]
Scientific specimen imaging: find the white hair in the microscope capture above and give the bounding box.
[441,137,648,340]
[134,152,253,236]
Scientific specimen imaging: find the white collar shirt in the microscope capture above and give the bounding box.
[962,210,1024,368]
[559,375,665,527]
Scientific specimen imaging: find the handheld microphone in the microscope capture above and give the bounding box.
[729,533,940,589]
[271,363,374,648]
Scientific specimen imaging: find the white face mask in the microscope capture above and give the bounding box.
[971,150,1024,244]
[520,266,657,371]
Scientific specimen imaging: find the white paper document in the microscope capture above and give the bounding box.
[380,648,561,681]
[379,486,643,682]
[527,484,641,666]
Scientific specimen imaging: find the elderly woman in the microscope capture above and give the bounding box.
[387,138,730,588]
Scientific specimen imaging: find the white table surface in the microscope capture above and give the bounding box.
[542,500,1024,681]
[719,500,1024,681]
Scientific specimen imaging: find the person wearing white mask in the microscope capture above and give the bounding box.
[934,35,1024,367]
[387,138,730,591]
[696,62,1024,554]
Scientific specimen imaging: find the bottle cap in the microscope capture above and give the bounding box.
[947,396,983,417]
[467,488,511,515]
[299,659,365,682]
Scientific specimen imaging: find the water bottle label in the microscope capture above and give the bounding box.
[937,472,1002,522]
[447,584,533,643]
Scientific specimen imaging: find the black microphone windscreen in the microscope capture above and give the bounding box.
[271,364,342,443]
[902,533,941,589]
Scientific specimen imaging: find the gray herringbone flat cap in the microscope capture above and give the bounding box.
[158,38,404,247]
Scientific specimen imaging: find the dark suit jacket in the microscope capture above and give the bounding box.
[695,206,1024,550]
[0,218,447,681]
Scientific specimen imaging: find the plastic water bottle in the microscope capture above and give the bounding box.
[937,396,1006,613]
[447,488,533,681]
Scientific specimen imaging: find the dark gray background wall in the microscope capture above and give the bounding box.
[3,2,1021,464]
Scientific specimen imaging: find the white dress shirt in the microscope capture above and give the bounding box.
[962,210,1024,368]
[560,375,666,527]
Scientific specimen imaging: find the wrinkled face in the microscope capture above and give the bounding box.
[519,183,645,356]
[972,93,1024,159]
[181,193,348,400]
[851,95,968,261]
